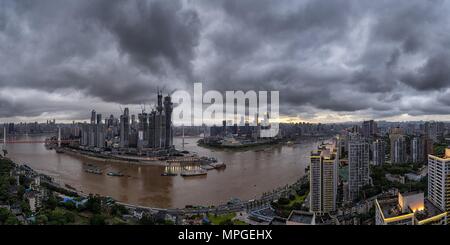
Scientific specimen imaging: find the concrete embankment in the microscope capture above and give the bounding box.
[59,148,167,166]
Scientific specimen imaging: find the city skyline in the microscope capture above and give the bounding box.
[2,0,450,123]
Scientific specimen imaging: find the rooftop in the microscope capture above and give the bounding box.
[429,147,450,161]
[311,143,337,160]
[377,197,409,219]
[376,192,446,224]
[269,216,287,225]
[287,210,315,224]
[414,199,446,223]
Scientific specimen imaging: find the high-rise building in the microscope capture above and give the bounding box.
[95,115,105,148]
[348,134,370,201]
[91,110,96,125]
[120,109,130,148]
[411,136,425,163]
[425,122,445,143]
[389,127,406,164]
[309,144,338,215]
[428,148,450,212]
[80,92,173,150]
[392,136,407,164]
[164,95,173,148]
[88,124,95,147]
[96,114,102,125]
[137,112,148,149]
[372,139,385,166]
[148,110,156,148]
[362,120,377,138]
[81,122,88,146]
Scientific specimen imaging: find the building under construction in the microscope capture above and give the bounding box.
[80,91,174,151]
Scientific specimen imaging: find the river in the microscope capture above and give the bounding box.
[5,135,321,208]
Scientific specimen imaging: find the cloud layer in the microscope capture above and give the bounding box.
[1,0,450,122]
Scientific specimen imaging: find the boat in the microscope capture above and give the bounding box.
[161,172,178,177]
[200,165,215,170]
[180,170,207,177]
[209,162,226,169]
[107,171,124,177]
[85,168,102,175]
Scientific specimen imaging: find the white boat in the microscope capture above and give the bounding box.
[181,170,207,177]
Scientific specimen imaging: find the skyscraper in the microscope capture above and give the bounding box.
[80,92,173,150]
[91,110,96,125]
[137,112,148,149]
[362,120,377,139]
[164,95,173,148]
[425,122,445,143]
[120,108,130,148]
[428,148,450,212]
[392,136,407,164]
[372,139,385,166]
[310,144,338,215]
[348,134,370,201]
[148,110,156,148]
[411,136,425,164]
[95,114,104,148]
[389,127,406,164]
[96,114,102,125]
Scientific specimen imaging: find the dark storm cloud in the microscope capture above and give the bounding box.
[1,0,450,122]
[0,0,199,105]
[82,0,200,76]
[400,52,450,91]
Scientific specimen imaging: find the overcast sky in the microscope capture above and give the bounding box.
[1,0,450,123]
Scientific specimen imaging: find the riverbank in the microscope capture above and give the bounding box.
[197,139,283,151]
[58,147,168,166]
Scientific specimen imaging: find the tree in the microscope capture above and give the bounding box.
[139,214,156,225]
[111,204,128,217]
[64,212,75,223]
[36,214,48,225]
[5,215,18,225]
[86,195,102,214]
[219,219,234,225]
[63,201,76,210]
[0,208,11,223]
[45,195,58,210]
[48,209,69,225]
[90,214,106,225]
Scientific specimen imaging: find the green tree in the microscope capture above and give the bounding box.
[139,214,155,225]
[45,195,58,210]
[219,219,234,225]
[35,214,48,225]
[86,195,102,214]
[0,208,11,223]
[5,215,19,225]
[48,209,68,225]
[90,214,106,225]
[111,204,128,216]
[64,212,75,223]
